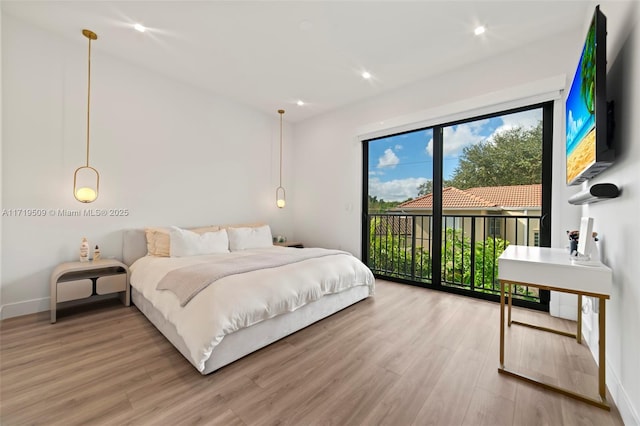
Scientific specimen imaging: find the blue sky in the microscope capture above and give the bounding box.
[368,109,542,201]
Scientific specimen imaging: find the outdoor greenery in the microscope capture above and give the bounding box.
[369,219,538,301]
[415,122,543,196]
[441,228,506,294]
[447,122,543,190]
[417,181,434,197]
[369,219,431,281]
[367,119,543,302]
[367,195,401,213]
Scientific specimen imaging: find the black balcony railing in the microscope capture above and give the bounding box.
[368,213,542,303]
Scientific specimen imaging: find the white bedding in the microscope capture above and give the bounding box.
[130,246,375,372]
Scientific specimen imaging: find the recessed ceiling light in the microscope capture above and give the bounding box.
[296,100,305,106]
[134,23,146,33]
[474,26,486,36]
[362,71,372,80]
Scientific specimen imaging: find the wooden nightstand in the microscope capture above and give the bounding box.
[274,241,304,248]
[50,259,130,323]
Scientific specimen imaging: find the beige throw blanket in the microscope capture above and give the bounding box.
[157,248,349,306]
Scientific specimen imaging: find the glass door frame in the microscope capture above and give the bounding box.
[361,101,553,311]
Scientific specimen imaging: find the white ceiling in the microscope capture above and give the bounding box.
[2,1,591,123]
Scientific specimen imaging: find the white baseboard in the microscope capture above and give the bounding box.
[582,314,639,426]
[1,294,122,320]
[607,361,640,426]
[0,297,49,320]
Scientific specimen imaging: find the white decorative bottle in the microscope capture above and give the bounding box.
[80,237,90,262]
[93,245,101,261]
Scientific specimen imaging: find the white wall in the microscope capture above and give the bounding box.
[292,3,638,423]
[0,5,4,311]
[579,2,640,424]
[292,32,580,256]
[0,14,294,318]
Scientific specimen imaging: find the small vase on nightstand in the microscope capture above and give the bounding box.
[93,245,101,261]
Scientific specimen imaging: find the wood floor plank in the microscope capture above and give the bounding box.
[412,345,486,425]
[358,345,453,425]
[461,388,515,426]
[475,324,521,402]
[228,330,384,424]
[0,280,625,425]
[297,366,400,425]
[513,382,567,426]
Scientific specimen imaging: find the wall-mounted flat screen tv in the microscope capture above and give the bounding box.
[565,5,614,186]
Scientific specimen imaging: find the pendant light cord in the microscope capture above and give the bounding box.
[278,109,284,187]
[85,36,92,167]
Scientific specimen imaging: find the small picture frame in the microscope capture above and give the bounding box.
[577,217,594,258]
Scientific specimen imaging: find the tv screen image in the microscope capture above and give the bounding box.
[566,23,596,184]
[565,6,612,186]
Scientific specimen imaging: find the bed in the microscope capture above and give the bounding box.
[122,225,375,375]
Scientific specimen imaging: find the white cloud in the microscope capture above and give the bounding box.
[424,110,543,158]
[487,109,541,143]
[426,122,487,158]
[369,177,429,201]
[395,144,403,150]
[426,139,434,156]
[377,148,400,168]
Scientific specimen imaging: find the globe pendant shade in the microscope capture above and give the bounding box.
[75,187,97,202]
[73,166,99,203]
[276,186,286,209]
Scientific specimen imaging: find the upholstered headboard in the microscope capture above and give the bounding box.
[122,223,268,266]
[123,229,148,266]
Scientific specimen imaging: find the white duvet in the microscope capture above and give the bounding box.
[130,247,375,372]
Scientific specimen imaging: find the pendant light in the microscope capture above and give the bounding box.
[276,109,286,208]
[73,29,99,203]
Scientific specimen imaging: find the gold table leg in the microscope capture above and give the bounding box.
[508,282,513,326]
[599,298,606,402]
[500,281,505,367]
[498,281,609,411]
[577,294,583,344]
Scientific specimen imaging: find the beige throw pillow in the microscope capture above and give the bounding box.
[145,225,220,257]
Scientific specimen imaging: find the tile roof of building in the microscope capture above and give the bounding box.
[396,184,541,210]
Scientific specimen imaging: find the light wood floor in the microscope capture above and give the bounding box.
[0,280,624,425]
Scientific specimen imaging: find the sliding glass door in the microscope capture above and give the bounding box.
[362,102,553,310]
[365,129,435,283]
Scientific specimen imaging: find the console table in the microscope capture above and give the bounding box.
[498,245,612,410]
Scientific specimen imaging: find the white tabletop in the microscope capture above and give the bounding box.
[498,245,612,297]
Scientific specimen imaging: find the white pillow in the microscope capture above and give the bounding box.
[227,225,273,251]
[169,226,229,257]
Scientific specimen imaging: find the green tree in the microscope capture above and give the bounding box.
[368,195,401,213]
[439,229,537,300]
[441,228,471,284]
[417,179,453,196]
[417,181,433,196]
[368,218,431,281]
[369,222,537,301]
[447,122,542,189]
